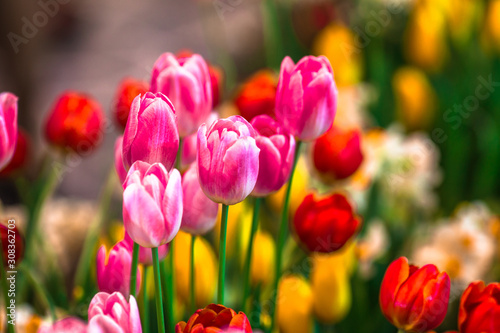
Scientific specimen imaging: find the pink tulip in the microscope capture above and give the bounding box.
[122,92,179,171]
[151,52,212,138]
[123,161,182,248]
[275,56,338,141]
[37,317,87,333]
[0,92,18,171]
[88,292,142,333]
[181,163,219,235]
[114,136,127,185]
[123,231,169,266]
[181,112,219,169]
[197,116,260,205]
[96,240,141,297]
[250,115,295,197]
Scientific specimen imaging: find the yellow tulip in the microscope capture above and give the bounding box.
[313,23,364,87]
[276,275,314,333]
[440,0,482,47]
[404,1,447,72]
[174,231,217,308]
[268,157,310,216]
[392,66,437,131]
[311,252,353,324]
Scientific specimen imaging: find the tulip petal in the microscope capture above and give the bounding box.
[380,257,411,324]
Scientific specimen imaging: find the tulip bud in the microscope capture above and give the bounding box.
[250,115,295,197]
[174,231,217,308]
[45,91,104,154]
[123,232,169,266]
[96,240,141,297]
[0,92,18,171]
[197,116,260,205]
[176,304,252,333]
[275,56,338,141]
[181,163,219,235]
[292,193,361,253]
[0,129,28,176]
[122,92,179,171]
[379,257,451,333]
[277,275,314,333]
[235,70,277,121]
[122,161,182,248]
[112,77,149,130]
[88,292,142,332]
[458,281,500,332]
[151,52,212,137]
[312,125,363,182]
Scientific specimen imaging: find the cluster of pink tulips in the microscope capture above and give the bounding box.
[0,52,340,332]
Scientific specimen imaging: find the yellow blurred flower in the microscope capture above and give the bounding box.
[437,0,482,47]
[313,23,364,87]
[483,0,500,53]
[24,314,43,333]
[247,230,275,287]
[277,275,314,333]
[404,1,447,72]
[268,157,310,215]
[311,252,352,324]
[174,231,217,308]
[392,66,437,131]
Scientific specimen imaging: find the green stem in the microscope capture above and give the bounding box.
[262,0,284,69]
[166,240,175,328]
[218,204,229,304]
[152,248,165,333]
[397,330,406,333]
[130,243,140,298]
[176,137,183,171]
[0,237,15,333]
[269,140,302,332]
[242,197,261,312]
[189,235,196,314]
[18,263,57,322]
[142,267,149,333]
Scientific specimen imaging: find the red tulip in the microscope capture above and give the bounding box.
[0,222,24,269]
[113,78,149,130]
[175,304,252,333]
[458,281,500,333]
[380,257,451,333]
[0,129,29,176]
[312,125,363,182]
[45,91,105,154]
[235,70,277,121]
[292,192,361,253]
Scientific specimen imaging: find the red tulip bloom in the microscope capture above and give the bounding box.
[113,78,149,130]
[292,193,361,253]
[209,65,224,108]
[235,70,277,121]
[458,281,500,333]
[45,91,105,154]
[0,223,24,268]
[0,129,29,176]
[312,125,363,182]
[380,257,451,333]
[175,304,252,333]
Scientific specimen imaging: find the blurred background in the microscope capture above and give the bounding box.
[1,0,500,332]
